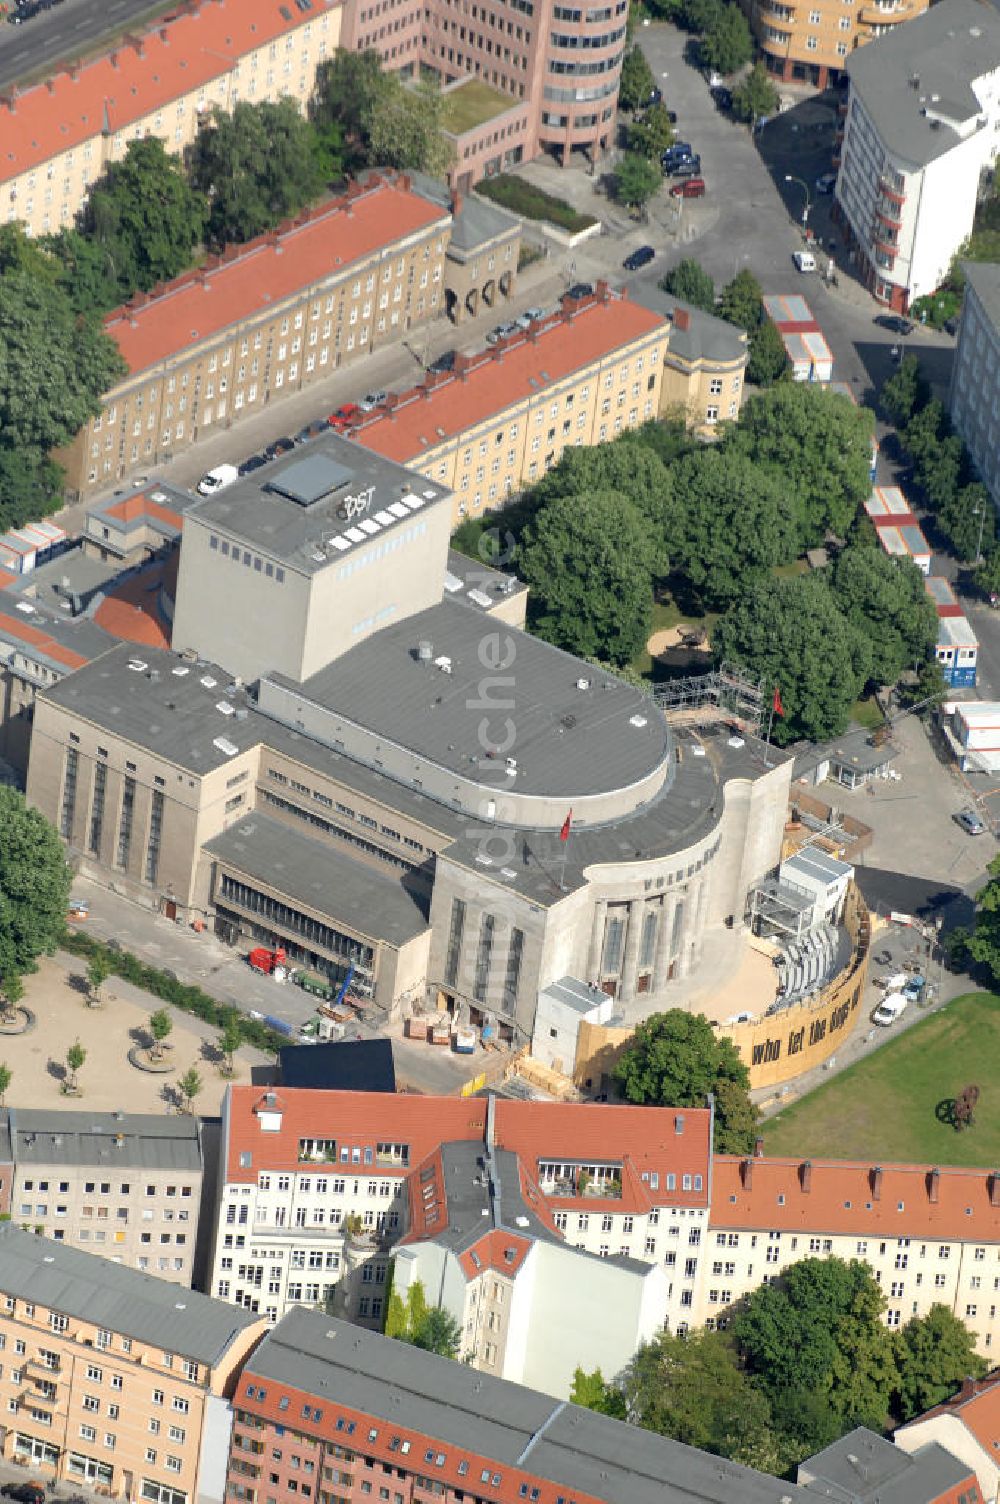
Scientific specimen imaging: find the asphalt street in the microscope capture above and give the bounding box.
[0,0,172,88]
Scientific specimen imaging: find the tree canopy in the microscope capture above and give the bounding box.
[699,3,752,74]
[713,574,870,743]
[893,1305,987,1421]
[618,45,657,111]
[660,258,715,313]
[385,1276,461,1357]
[670,447,799,606]
[627,103,675,160]
[717,269,763,332]
[80,138,207,296]
[0,788,71,984]
[533,427,677,561]
[746,317,787,387]
[731,63,779,125]
[518,490,656,665]
[830,545,938,688]
[613,1010,756,1153]
[615,152,663,209]
[311,50,453,176]
[189,99,327,249]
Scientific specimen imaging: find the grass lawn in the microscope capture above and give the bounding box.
[764,992,1000,1166]
[772,559,810,580]
[441,80,514,134]
[851,695,886,733]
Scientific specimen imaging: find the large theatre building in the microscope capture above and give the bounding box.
[26,428,792,1042]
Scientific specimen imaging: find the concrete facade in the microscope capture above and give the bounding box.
[950,262,1000,511]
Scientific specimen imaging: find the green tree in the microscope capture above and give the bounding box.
[699,4,752,74]
[80,138,207,297]
[938,481,995,562]
[613,1010,756,1153]
[0,1063,11,1107]
[189,99,326,249]
[43,228,122,317]
[730,62,779,125]
[569,1367,627,1418]
[881,353,929,428]
[532,440,677,562]
[366,81,455,177]
[627,102,675,159]
[830,546,938,687]
[518,490,655,665]
[219,1015,242,1075]
[734,1258,898,1438]
[85,951,112,1006]
[408,1306,463,1358]
[0,789,71,983]
[965,854,1000,983]
[66,1039,86,1092]
[178,1066,202,1112]
[0,450,66,532]
[310,49,391,164]
[615,152,662,211]
[618,44,657,111]
[894,1305,987,1421]
[746,319,788,387]
[671,447,799,606]
[974,547,1000,599]
[729,383,875,544]
[679,0,723,30]
[713,574,870,743]
[660,258,715,313]
[903,397,946,471]
[718,268,763,332]
[0,973,23,1026]
[149,1007,173,1060]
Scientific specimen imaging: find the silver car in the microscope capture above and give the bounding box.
[358,390,387,412]
[954,808,987,835]
[515,306,546,330]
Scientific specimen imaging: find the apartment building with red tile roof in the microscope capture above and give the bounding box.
[61,177,452,502]
[0,0,340,238]
[897,1373,1000,1503]
[352,286,670,524]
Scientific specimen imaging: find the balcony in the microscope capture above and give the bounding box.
[878,176,905,206]
[875,204,902,231]
[19,1384,57,1408]
[873,236,898,259]
[538,1166,624,1200]
[25,1358,61,1378]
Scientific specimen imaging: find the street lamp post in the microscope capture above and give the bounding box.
[974,504,989,568]
[785,173,811,228]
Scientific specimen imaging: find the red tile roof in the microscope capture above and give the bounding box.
[353,293,668,466]
[712,1155,1000,1241]
[94,553,177,649]
[0,610,89,670]
[456,1228,533,1280]
[0,0,331,185]
[104,491,185,531]
[898,1370,1000,1448]
[105,180,449,377]
[223,1086,712,1212]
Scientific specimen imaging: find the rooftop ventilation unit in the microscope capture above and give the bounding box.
[216,701,235,716]
[172,666,189,677]
[576,678,591,691]
[629,714,648,728]
[127,659,147,671]
[434,655,453,674]
[467,589,492,608]
[418,641,434,661]
[212,736,239,757]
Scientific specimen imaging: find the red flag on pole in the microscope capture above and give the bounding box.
[560,810,573,842]
[773,686,784,718]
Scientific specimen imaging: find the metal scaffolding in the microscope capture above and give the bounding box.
[649,662,766,737]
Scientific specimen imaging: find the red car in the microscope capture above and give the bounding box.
[328,402,361,431]
[670,177,705,199]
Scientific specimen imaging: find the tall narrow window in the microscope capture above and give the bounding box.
[504,928,524,1007]
[59,748,79,839]
[602,913,625,974]
[116,776,136,869]
[144,790,164,884]
[474,914,495,1002]
[444,898,465,987]
[670,901,685,955]
[639,909,658,969]
[88,762,107,856]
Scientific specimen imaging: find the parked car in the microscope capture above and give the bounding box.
[237,454,267,476]
[565,282,594,301]
[294,419,330,444]
[358,390,388,412]
[792,250,816,273]
[428,349,457,373]
[873,993,908,1026]
[197,463,239,496]
[515,306,546,329]
[328,402,361,430]
[954,808,986,835]
[815,171,837,194]
[670,177,705,199]
[263,435,295,460]
[1,1485,46,1504]
[486,322,518,345]
[670,156,702,178]
[661,142,693,169]
[623,245,655,270]
[944,313,961,336]
[710,84,732,110]
[874,313,913,335]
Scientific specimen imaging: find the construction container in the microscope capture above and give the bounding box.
[431,1023,451,1046]
[406,1016,428,1041]
[453,1027,476,1055]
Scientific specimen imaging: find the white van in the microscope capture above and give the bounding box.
[197,463,239,496]
[873,993,908,1026]
[793,250,816,273]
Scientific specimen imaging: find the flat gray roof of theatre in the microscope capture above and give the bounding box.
[245,1310,799,1504]
[204,811,430,947]
[284,599,671,800]
[40,641,262,775]
[0,1222,258,1364]
[182,433,452,574]
[7,1109,202,1172]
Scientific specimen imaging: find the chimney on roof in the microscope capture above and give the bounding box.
[871,1165,883,1201]
[754,1135,765,1159]
[674,1113,684,1134]
[959,1375,983,1402]
[128,32,145,56]
[990,1170,1000,1208]
[69,62,80,80]
[159,27,170,40]
[45,78,55,94]
[397,172,411,192]
[674,307,690,331]
[451,189,463,218]
[456,354,471,382]
[799,1160,812,1193]
[0,93,15,113]
[596,279,610,303]
[927,1167,940,1204]
[110,50,119,67]
[740,1156,753,1190]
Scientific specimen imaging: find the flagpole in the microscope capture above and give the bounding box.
[763,695,776,769]
[558,809,572,892]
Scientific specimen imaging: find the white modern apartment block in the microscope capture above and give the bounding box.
[836,0,1000,311]
[950,261,1000,507]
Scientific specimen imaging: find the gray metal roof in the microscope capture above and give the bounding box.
[444,550,528,613]
[781,848,853,885]
[844,0,1000,168]
[183,432,452,575]
[628,288,748,365]
[204,811,430,947]
[426,1140,557,1257]
[7,1109,202,1173]
[407,173,521,254]
[0,1222,259,1364]
[244,1311,799,1504]
[963,259,1000,333]
[798,1426,971,1504]
[287,599,671,800]
[41,641,263,775]
[538,976,609,1016]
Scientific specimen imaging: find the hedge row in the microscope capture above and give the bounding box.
[61,929,287,1056]
[475,175,597,233]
